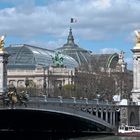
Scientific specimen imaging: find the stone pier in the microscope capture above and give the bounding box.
[0,36,9,95]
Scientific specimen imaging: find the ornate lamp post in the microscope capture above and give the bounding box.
[43,67,47,95]
[58,82,62,96]
[38,64,47,95]
[25,77,29,93]
[47,68,50,97]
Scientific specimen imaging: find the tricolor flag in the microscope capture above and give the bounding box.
[70,18,77,23]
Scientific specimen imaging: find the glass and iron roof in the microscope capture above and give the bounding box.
[91,53,119,69]
[5,28,119,71]
[56,28,91,65]
[6,44,78,69]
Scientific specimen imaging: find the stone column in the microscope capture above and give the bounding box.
[100,108,103,120]
[110,111,112,125]
[131,31,140,102]
[120,107,128,126]
[106,110,108,123]
[0,36,9,95]
[113,111,116,126]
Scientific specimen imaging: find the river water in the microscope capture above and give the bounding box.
[70,135,139,140]
[0,132,139,140]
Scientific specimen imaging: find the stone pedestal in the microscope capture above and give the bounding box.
[120,107,128,126]
[0,51,9,95]
[131,47,140,102]
[120,106,140,126]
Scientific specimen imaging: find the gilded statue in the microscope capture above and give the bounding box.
[0,35,5,51]
[135,31,140,44]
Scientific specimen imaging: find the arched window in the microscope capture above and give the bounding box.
[130,112,136,126]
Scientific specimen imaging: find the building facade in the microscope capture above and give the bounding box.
[4,28,132,99]
[6,44,77,96]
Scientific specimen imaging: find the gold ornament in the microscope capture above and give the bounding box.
[0,35,5,51]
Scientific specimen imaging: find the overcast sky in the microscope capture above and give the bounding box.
[0,0,140,69]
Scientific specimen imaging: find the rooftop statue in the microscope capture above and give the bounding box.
[135,30,140,44]
[0,35,5,51]
[52,51,64,67]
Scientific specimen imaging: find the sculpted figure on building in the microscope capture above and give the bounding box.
[52,51,64,67]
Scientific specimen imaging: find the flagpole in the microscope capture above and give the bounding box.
[70,18,77,31]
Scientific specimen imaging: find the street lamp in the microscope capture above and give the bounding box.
[105,99,109,105]
[58,96,63,103]
[97,94,100,99]
[47,68,49,97]
[71,97,76,103]
[43,95,47,102]
[43,67,47,95]
[59,83,62,96]
[25,77,29,93]
[94,99,99,105]
[38,64,47,95]
[84,98,88,104]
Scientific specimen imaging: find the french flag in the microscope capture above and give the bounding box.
[70,18,77,23]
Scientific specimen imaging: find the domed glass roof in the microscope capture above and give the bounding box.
[6,44,78,69]
[90,53,119,72]
[56,28,91,65]
[93,53,119,68]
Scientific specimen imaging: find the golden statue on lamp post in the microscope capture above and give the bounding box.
[135,31,140,48]
[0,35,5,51]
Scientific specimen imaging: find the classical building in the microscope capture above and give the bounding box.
[4,28,132,99]
[5,44,78,96]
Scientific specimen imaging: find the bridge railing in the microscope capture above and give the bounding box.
[28,95,113,106]
[0,95,114,109]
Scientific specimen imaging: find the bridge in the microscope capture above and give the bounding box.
[0,95,120,133]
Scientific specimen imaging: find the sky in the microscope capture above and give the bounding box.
[0,0,140,70]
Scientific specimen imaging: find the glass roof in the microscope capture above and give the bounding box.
[91,53,119,69]
[6,44,78,69]
[56,28,91,65]
[57,48,91,65]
